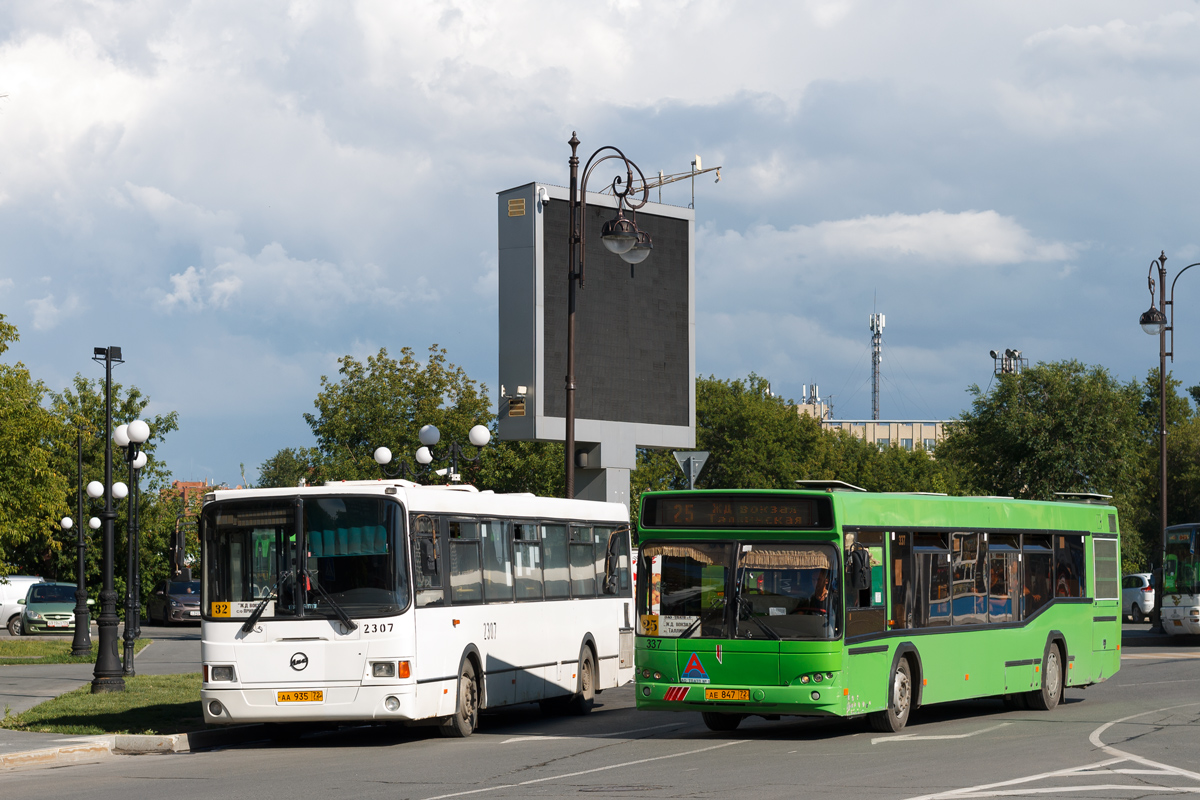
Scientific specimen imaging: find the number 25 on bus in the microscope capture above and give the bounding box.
[633,487,1121,733]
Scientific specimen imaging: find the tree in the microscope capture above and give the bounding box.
[277,343,563,493]
[937,360,1145,566]
[46,374,180,601]
[257,447,321,488]
[0,315,70,578]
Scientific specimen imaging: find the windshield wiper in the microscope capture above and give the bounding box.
[241,570,290,634]
[302,569,358,632]
[735,595,782,640]
[676,601,725,639]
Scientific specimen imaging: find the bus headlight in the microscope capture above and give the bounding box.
[813,673,823,683]
[799,675,810,684]
[372,662,397,678]
[384,696,401,712]
[653,672,662,680]
[210,666,235,682]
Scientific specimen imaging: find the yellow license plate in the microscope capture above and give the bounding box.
[277,690,324,703]
[705,688,750,701]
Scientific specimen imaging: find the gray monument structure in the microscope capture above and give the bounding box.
[497,182,696,508]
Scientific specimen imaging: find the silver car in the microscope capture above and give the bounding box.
[1122,572,1155,623]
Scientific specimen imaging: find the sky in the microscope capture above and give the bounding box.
[3,1,1200,486]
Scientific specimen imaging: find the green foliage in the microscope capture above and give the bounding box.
[0,316,70,578]
[628,374,955,529]
[257,446,321,488]
[283,343,563,493]
[1,672,201,735]
[937,360,1142,500]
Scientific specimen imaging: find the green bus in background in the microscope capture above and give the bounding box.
[634,485,1122,733]
[1162,523,1200,636]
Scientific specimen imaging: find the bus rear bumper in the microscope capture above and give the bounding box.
[202,684,418,725]
[634,682,842,716]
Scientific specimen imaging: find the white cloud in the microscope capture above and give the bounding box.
[26,293,82,331]
[156,242,410,314]
[701,210,1074,271]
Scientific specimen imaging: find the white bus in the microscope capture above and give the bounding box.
[199,481,635,736]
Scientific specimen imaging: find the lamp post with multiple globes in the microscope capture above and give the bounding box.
[374,424,491,483]
[114,420,150,675]
[89,346,125,692]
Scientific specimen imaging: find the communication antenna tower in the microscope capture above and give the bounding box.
[870,313,885,420]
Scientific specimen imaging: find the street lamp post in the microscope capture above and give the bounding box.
[1138,251,1200,633]
[90,346,124,693]
[116,420,149,676]
[69,430,92,655]
[564,133,653,498]
[374,424,491,483]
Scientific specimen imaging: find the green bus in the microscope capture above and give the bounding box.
[633,487,1121,732]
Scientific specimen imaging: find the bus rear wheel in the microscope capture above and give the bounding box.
[869,658,912,733]
[1027,642,1063,711]
[567,649,596,716]
[701,712,743,732]
[439,661,479,738]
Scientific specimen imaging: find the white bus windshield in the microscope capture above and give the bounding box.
[203,497,408,619]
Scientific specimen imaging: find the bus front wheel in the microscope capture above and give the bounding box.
[701,712,743,732]
[1027,642,1063,711]
[869,658,912,733]
[439,661,479,738]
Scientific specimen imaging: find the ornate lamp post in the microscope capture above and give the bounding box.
[115,420,149,675]
[563,133,653,498]
[66,427,93,654]
[90,346,124,692]
[374,424,491,483]
[1138,251,1199,632]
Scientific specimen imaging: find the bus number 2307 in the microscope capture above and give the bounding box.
[483,622,497,640]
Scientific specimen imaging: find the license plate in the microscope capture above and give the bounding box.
[1175,620,1183,627]
[705,688,749,701]
[188,611,199,616]
[277,690,324,703]
[47,620,69,628]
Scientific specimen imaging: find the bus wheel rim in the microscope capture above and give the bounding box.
[894,671,910,715]
[1046,650,1060,696]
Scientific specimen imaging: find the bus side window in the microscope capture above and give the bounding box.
[599,528,631,596]
[570,526,597,597]
[542,524,570,599]
[1022,534,1053,618]
[889,531,912,630]
[987,533,1019,623]
[412,514,443,608]
[845,530,887,638]
[448,520,483,605]
[513,523,543,601]
[481,520,513,603]
[1055,534,1085,598]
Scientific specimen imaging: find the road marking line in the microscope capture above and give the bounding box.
[1121,652,1200,660]
[420,740,748,800]
[873,722,1010,745]
[904,701,1200,799]
[501,723,682,744]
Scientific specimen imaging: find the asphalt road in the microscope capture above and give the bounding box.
[2,623,1198,799]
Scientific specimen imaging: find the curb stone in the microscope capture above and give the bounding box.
[0,725,266,770]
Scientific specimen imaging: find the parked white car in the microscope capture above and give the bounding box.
[1122,572,1155,623]
[1,575,45,636]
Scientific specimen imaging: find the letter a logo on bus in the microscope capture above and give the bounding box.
[680,652,710,684]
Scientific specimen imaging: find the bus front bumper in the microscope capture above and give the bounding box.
[202,684,418,725]
[635,682,843,716]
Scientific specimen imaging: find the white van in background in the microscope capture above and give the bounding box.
[1,575,44,635]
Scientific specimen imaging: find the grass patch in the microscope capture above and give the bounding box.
[1,673,202,735]
[0,637,151,665]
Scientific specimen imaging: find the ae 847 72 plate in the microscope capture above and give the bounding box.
[704,688,749,701]
[277,690,324,703]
